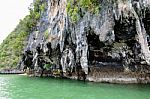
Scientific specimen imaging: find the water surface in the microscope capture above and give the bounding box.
[0,75,150,99]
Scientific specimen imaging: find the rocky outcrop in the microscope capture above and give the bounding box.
[20,0,150,83]
[0,69,24,74]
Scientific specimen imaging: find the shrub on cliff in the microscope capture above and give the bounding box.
[67,0,101,23]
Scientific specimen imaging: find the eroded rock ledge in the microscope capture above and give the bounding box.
[19,0,150,83]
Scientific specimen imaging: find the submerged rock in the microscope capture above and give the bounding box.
[0,69,24,74]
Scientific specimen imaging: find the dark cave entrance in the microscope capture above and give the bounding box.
[143,9,150,35]
[87,32,121,64]
[143,9,150,49]
[114,17,137,42]
[86,28,124,73]
[87,31,104,65]
[113,17,140,71]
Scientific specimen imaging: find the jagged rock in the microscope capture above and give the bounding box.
[20,0,150,82]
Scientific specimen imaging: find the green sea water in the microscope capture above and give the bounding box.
[0,75,150,99]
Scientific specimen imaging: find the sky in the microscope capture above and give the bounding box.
[0,0,33,44]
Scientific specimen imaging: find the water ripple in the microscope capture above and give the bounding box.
[0,75,150,99]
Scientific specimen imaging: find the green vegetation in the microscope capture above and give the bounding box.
[0,0,46,69]
[44,63,52,70]
[67,0,101,23]
[44,29,49,39]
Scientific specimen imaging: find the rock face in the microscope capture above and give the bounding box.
[20,0,150,83]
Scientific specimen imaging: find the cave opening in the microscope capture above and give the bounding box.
[86,29,107,65]
[143,9,150,50]
[86,28,124,73]
[114,16,139,71]
[114,17,137,42]
[143,9,150,35]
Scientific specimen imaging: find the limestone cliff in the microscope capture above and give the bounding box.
[20,0,150,83]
